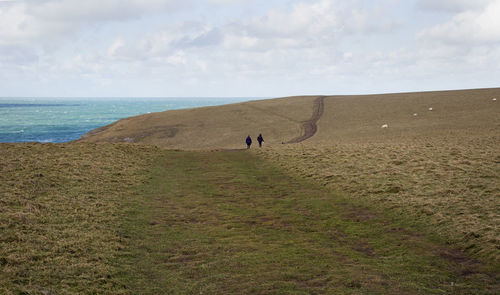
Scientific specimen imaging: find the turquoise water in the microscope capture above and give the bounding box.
[0,97,253,143]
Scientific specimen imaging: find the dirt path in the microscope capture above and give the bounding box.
[287,96,325,143]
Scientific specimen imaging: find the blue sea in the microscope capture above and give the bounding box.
[0,97,254,143]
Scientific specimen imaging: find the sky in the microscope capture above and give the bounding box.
[0,0,499,97]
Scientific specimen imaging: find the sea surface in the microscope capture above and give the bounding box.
[0,97,255,143]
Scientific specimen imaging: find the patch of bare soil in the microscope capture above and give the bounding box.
[287,96,325,143]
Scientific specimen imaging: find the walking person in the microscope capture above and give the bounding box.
[246,135,252,149]
[257,133,264,147]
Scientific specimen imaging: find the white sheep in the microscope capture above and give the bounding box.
[493,98,497,101]
[381,124,388,128]
[413,113,418,117]
[428,107,433,111]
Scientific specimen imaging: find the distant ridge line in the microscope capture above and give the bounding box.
[287,96,325,143]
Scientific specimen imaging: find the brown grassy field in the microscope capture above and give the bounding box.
[256,136,500,262]
[2,143,498,293]
[80,96,318,150]
[310,88,500,144]
[0,143,161,294]
[3,88,498,293]
[254,88,500,262]
[80,88,500,263]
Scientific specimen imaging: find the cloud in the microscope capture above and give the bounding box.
[217,0,400,51]
[248,0,341,38]
[123,22,223,58]
[0,3,35,45]
[68,0,407,89]
[99,0,352,74]
[207,0,251,5]
[417,0,495,12]
[0,44,38,64]
[418,0,500,44]
[28,0,184,23]
[0,0,186,46]
[0,0,191,75]
[174,26,223,48]
[3,0,497,97]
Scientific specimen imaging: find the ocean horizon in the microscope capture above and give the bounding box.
[0,97,259,143]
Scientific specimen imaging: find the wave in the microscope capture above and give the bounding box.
[0,103,79,108]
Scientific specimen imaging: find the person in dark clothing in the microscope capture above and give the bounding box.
[246,135,252,149]
[257,133,264,147]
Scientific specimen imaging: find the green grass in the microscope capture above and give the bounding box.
[0,143,160,294]
[115,149,498,294]
[256,136,500,263]
[1,143,498,294]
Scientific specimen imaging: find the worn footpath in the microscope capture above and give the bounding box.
[117,149,498,294]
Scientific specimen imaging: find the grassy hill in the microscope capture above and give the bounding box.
[254,88,500,263]
[2,143,498,294]
[80,88,500,149]
[80,87,500,262]
[312,88,500,144]
[79,96,319,149]
[2,88,499,293]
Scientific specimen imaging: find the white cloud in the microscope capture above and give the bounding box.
[248,0,341,38]
[166,50,187,65]
[0,3,35,44]
[418,0,500,44]
[0,44,38,63]
[29,0,183,22]
[0,0,185,46]
[0,0,191,75]
[223,34,259,49]
[1,0,499,97]
[107,39,125,57]
[228,0,401,51]
[417,0,495,12]
[207,0,250,5]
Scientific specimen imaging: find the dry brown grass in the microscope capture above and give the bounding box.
[253,88,500,263]
[79,88,500,264]
[0,142,161,294]
[256,137,500,262]
[80,96,318,150]
[2,88,499,293]
[311,88,500,144]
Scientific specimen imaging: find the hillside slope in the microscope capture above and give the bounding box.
[79,96,319,149]
[80,88,499,149]
[312,88,500,144]
[252,88,500,262]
